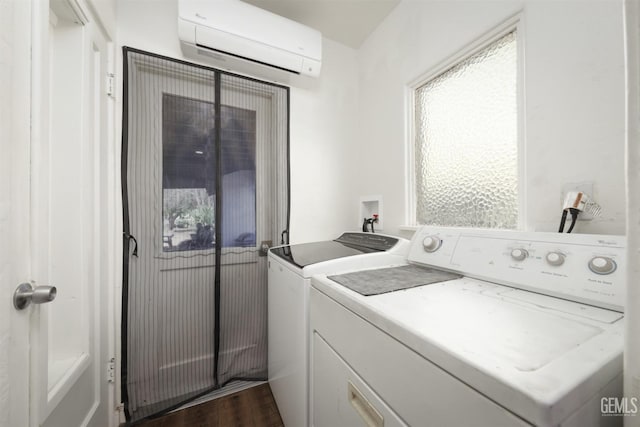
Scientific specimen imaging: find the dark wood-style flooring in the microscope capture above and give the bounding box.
[137,384,284,427]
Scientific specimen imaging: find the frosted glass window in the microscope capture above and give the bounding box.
[414,31,518,229]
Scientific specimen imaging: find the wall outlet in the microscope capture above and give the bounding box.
[561,181,595,220]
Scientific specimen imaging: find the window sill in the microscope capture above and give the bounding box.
[399,225,421,232]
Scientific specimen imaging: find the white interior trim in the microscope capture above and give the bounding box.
[624,0,640,419]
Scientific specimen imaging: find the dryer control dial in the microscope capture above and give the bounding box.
[422,236,442,253]
[588,256,617,275]
[545,252,565,266]
[510,248,528,261]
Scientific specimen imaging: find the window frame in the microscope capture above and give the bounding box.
[127,53,281,270]
[404,14,525,230]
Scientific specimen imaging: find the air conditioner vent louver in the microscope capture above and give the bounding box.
[196,48,225,62]
[196,44,302,75]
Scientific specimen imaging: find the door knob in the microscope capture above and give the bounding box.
[13,283,57,310]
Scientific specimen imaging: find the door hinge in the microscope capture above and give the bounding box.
[107,357,116,383]
[106,73,115,98]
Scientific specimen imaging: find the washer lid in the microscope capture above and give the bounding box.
[270,241,378,268]
[378,281,607,372]
[270,233,399,268]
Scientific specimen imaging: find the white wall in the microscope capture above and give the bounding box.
[288,41,360,242]
[116,0,360,244]
[88,0,117,38]
[116,0,626,244]
[355,0,626,237]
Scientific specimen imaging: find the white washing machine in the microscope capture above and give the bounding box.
[268,233,410,427]
[311,226,626,427]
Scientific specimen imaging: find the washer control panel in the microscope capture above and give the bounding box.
[408,226,626,311]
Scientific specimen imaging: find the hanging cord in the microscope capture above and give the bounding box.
[566,208,580,233]
[362,215,379,233]
[558,210,568,233]
[558,206,580,233]
[559,192,584,233]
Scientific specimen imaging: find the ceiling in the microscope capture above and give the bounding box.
[241,0,400,49]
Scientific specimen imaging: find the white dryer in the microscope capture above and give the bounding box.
[268,232,409,427]
[311,227,626,427]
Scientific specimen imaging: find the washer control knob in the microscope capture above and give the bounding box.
[588,257,617,275]
[545,252,565,266]
[422,236,442,253]
[510,248,528,261]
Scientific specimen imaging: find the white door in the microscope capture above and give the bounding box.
[3,1,116,426]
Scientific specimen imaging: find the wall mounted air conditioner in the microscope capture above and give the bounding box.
[178,0,322,81]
